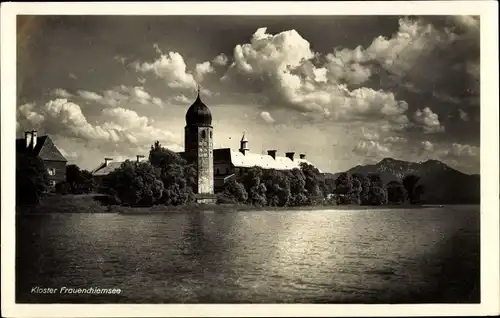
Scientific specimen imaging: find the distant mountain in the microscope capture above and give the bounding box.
[328,158,480,204]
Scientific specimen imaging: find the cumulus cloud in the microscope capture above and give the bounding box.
[365,18,454,78]
[113,55,128,65]
[361,128,380,141]
[447,142,478,157]
[170,95,191,104]
[78,90,103,102]
[259,111,275,124]
[194,61,215,82]
[420,140,434,151]
[319,17,458,89]
[432,92,460,104]
[384,136,407,144]
[353,140,390,158]
[133,51,197,89]
[219,17,477,139]
[325,47,372,85]
[17,98,179,150]
[52,88,73,99]
[212,53,229,66]
[413,107,445,133]
[223,26,411,127]
[18,103,45,127]
[74,85,164,108]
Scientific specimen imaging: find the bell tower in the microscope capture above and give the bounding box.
[184,86,214,200]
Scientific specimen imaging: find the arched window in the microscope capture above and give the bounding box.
[201,130,206,139]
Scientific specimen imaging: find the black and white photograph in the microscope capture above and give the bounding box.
[1,1,499,317]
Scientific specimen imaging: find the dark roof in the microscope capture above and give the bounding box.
[185,92,212,126]
[16,135,67,162]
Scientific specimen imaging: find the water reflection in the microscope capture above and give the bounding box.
[16,206,480,303]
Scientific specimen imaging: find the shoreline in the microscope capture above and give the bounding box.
[15,194,477,216]
[115,203,431,215]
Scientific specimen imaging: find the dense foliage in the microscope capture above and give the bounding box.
[333,172,389,205]
[102,141,197,206]
[16,152,50,206]
[219,163,335,207]
[102,160,164,206]
[100,140,425,208]
[16,138,428,209]
[66,164,96,194]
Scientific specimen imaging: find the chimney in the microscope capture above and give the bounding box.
[267,150,277,160]
[299,154,306,159]
[285,152,295,161]
[31,130,38,149]
[104,157,113,167]
[24,131,32,149]
[136,155,145,163]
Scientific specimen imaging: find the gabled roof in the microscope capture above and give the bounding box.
[92,161,124,176]
[214,148,321,172]
[16,135,67,162]
[90,148,321,177]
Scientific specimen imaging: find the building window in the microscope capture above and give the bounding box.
[47,168,55,176]
[216,168,220,175]
[210,131,212,139]
[201,130,206,139]
[49,180,56,187]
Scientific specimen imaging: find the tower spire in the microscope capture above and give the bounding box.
[240,132,249,155]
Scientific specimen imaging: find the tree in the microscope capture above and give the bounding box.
[386,180,406,204]
[368,174,383,188]
[350,177,362,204]
[288,168,308,206]
[158,162,195,206]
[262,169,291,207]
[55,181,70,195]
[403,175,421,204]
[103,160,164,206]
[324,176,336,197]
[149,141,186,167]
[66,164,96,194]
[353,173,371,205]
[16,152,50,206]
[334,173,353,205]
[79,169,97,193]
[300,162,325,204]
[219,179,248,203]
[66,164,81,188]
[148,141,197,206]
[366,173,387,205]
[369,186,388,205]
[240,166,267,206]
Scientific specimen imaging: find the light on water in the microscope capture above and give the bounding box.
[16,206,480,303]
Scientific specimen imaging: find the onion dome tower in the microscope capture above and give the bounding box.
[184,86,214,198]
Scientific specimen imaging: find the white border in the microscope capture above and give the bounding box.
[2,1,499,317]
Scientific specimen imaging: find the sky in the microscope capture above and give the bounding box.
[16,15,480,174]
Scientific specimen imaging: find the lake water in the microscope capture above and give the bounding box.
[16,205,480,303]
